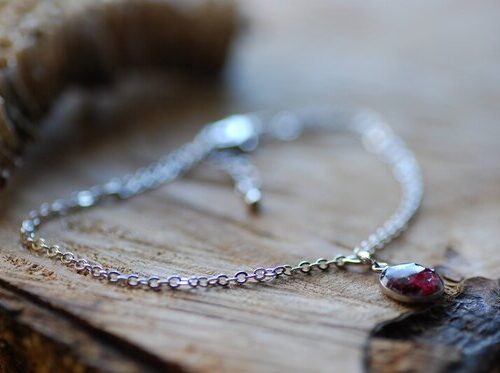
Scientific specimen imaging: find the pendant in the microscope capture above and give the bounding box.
[379,263,444,303]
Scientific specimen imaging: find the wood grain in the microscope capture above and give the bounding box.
[1,1,500,372]
[366,277,500,373]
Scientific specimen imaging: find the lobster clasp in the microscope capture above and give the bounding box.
[203,115,259,152]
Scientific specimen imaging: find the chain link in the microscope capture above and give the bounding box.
[19,108,422,290]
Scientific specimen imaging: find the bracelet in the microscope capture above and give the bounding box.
[19,107,445,303]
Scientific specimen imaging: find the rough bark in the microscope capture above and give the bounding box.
[365,277,500,373]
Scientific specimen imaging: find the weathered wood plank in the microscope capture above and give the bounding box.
[0,0,500,372]
[366,277,500,373]
[0,280,181,372]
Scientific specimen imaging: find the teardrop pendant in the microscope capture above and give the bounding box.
[379,263,444,303]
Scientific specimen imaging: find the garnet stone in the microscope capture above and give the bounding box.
[379,263,444,303]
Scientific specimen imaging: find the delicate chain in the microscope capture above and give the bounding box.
[19,108,423,289]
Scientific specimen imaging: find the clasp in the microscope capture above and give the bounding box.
[202,115,259,152]
[335,251,388,273]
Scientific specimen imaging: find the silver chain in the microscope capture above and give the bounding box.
[19,108,423,290]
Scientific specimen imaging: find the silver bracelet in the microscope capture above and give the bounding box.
[19,107,445,304]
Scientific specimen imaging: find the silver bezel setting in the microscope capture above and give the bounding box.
[379,264,445,304]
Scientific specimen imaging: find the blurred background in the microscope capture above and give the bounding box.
[0,1,499,372]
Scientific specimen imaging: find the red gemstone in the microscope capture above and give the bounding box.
[379,263,444,303]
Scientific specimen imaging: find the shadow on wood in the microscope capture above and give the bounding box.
[365,277,500,373]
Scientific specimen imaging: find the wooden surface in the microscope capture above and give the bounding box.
[366,277,500,372]
[0,0,235,186]
[1,1,500,372]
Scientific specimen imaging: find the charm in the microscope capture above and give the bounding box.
[379,263,444,303]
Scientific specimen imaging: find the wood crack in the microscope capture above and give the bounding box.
[0,276,183,373]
